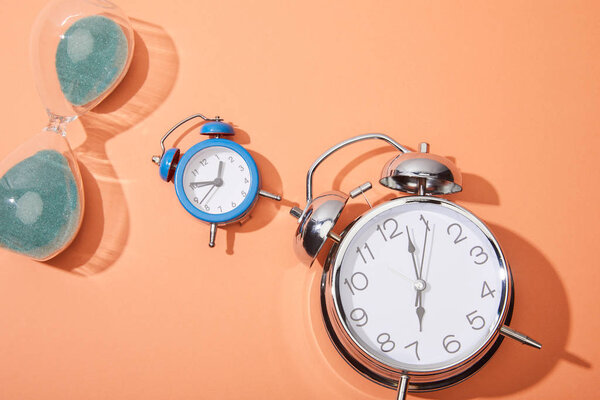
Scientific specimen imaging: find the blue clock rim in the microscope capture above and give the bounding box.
[174,139,260,224]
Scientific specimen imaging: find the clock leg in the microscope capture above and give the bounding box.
[500,325,542,349]
[259,189,281,201]
[209,223,217,247]
[396,375,410,400]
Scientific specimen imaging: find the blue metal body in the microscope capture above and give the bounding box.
[159,148,180,182]
[174,139,260,224]
[200,121,235,135]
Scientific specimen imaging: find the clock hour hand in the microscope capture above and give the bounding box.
[217,160,224,179]
[406,226,420,279]
[190,180,216,189]
[407,226,427,331]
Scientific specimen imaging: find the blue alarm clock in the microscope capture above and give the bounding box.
[152,113,280,247]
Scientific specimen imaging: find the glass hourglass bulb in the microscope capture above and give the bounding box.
[0,0,134,261]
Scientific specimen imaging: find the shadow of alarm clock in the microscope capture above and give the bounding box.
[152,113,280,247]
[289,134,541,399]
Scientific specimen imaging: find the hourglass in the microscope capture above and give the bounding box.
[0,0,134,261]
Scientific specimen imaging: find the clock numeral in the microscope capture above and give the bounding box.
[241,190,247,198]
[204,204,210,211]
[481,281,496,298]
[356,243,374,264]
[214,154,220,160]
[443,334,461,354]
[447,223,467,244]
[192,169,199,177]
[199,158,207,166]
[228,156,235,164]
[466,310,486,330]
[343,272,369,295]
[376,218,403,242]
[238,165,244,172]
[231,202,237,208]
[218,206,223,212]
[349,308,368,327]
[404,340,420,361]
[377,333,395,353]
[470,246,489,265]
[193,197,199,203]
[244,177,249,184]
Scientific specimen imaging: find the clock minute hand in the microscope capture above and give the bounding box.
[416,292,425,332]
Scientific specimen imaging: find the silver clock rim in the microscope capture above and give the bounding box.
[323,195,512,388]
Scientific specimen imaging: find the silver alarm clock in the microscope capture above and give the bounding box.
[290,134,541,399]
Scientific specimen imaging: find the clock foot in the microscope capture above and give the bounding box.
[209,223,217,247]
[396,375,410,400]
[259,190,281,201]
[500,325,542,349]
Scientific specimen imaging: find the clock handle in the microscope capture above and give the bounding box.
[304,133,410,204]
[152,113,218,164]
[396,375,410,400]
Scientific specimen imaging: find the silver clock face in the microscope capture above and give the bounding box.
[331,197,508,372]
[182,146,252,215]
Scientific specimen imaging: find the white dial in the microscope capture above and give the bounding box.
[332,198,507,372]
[182,146,252,215]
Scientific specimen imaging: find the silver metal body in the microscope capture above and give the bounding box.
[291,134,541,397]
[380,143,463,195]
[291,134,409,264]
[320,196,513,392]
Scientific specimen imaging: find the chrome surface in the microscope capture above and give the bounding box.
[380,142,463,195]
[349,182,373,199]
[293,191,348,265]
[289,207,303,219]
[209,223,217,247]
[397,375,410,400]
[292,134,409,263]
[259,189,282,201]
[321,196,514,392]
[500,325,542,349]
[328,231,342,243]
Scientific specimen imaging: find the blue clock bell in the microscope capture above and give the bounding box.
[152,113,281,247]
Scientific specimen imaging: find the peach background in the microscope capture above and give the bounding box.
[0,0,598,399]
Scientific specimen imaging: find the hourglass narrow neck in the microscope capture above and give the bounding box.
[44,114,76,136]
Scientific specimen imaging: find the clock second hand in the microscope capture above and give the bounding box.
[199,184,216,205]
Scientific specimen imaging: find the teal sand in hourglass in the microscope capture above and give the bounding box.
[0,0,134,261]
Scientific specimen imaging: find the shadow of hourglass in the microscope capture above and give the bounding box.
[47,19,179,275]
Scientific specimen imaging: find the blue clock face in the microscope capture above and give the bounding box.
[174,140,260,223]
